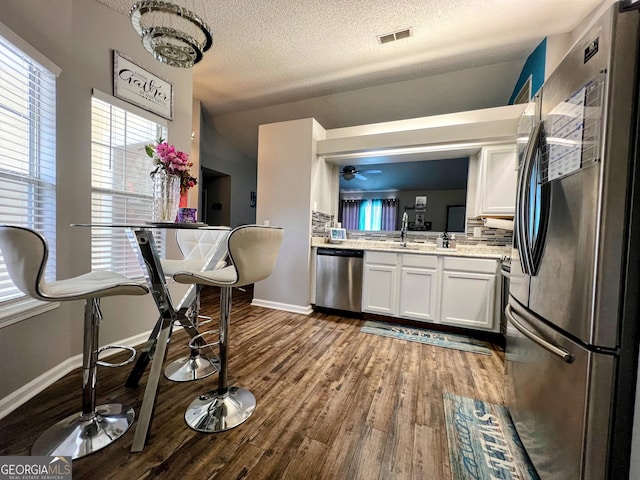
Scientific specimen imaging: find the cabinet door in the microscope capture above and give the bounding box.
[441,271,496,330]
[477,145,517,216]
[362,264,397,315]
[399,266,438,322]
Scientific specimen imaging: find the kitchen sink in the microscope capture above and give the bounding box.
[396,244,422,250]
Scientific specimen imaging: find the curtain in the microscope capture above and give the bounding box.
[339,199,363,230]
[370,199,382,230]
[380,198,399,231]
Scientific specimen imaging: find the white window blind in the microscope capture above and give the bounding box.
[0,32,57,303]
[91,96,167,277]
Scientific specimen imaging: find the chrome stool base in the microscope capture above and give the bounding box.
[184,387,255,433]
[164,354,218,382]
[31,404,135,459]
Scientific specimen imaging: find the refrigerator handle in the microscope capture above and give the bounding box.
[506,303,574,363]
[516,122,541,274]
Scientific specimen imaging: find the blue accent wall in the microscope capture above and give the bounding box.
[509,38,546,104]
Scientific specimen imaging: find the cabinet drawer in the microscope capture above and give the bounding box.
[365,251,397,265]
[402,253,437,269]
[443,256,497,274]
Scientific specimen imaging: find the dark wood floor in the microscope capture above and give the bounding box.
[0,286,506,479]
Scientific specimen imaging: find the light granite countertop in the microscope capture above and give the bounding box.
[310,237,510,259]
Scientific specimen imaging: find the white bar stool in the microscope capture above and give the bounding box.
[172,224,283,432]
[0,226,149,459]
[160,226,231,382]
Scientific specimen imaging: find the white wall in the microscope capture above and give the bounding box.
[0,0,192,406]
[254,118,325,313]
[209,59,524,161]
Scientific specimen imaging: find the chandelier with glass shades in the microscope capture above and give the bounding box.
[130,0,212,68]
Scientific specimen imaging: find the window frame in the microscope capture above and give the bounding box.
[0,21,60,327]
[90,89,168,278]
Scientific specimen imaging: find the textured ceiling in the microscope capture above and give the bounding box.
[98,0,604,112]
[97,0,605,160]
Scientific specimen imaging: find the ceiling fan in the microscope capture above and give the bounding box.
[341,165,382,181]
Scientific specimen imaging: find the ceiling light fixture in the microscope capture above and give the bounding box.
[130,1,212,68]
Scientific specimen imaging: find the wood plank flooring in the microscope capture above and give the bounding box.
[0,286,506,479]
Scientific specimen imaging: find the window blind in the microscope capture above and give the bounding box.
[91,97,167,277]
[0,32,57,303]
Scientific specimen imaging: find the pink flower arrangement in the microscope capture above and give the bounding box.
[147,139,198,194]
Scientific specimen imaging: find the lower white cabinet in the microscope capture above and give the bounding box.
[362,251,398,315]
[440,257,498,331]
[399,255,438,322]
[362,251,499,332]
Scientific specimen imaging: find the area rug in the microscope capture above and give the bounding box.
[443,393,540,480]
[360,320,493,355]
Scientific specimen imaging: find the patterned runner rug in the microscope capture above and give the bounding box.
[360,320,493,355]
[443,393,540,480]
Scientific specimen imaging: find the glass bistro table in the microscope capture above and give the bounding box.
[73,223,229,452]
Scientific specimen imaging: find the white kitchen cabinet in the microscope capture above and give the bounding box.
[440,257,498,331]
[399,254,438,322]
[362,251,398,315]
[475,144,517,216]
[361,250,500,332]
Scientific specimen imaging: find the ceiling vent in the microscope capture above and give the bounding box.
[377,28,413,45]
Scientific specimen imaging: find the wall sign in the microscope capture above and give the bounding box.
[113,51,173,120]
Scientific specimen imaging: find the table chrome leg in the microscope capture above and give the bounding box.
[126,228,178,452]
[131,317,172,452]
[125,314,163,388]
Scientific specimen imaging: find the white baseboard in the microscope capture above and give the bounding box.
[0,329,152,421]
[250,298,313,315]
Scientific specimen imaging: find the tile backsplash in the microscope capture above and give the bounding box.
[311,211,513,247]
[463,217,513,246]
[311,211,333,236]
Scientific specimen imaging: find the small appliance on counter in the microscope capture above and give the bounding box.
[328,227,347,244]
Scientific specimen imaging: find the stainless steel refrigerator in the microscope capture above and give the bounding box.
[505,2,640,479]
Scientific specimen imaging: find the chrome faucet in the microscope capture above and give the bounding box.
[401,212,408,247]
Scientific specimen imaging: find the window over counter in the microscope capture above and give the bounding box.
[0,25,58,318]
[90,94,167,277]
[338,158,469,232]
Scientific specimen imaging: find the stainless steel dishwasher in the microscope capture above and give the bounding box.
[315,248,364,313]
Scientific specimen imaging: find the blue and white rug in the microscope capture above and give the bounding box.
[360,320,493,355]
[443,393,540,480]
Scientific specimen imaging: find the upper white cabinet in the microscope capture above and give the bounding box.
[475,144,517,217]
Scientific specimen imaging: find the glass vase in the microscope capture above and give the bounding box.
[152,171,180,222]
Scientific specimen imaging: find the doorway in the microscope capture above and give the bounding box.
[201,167,231,226]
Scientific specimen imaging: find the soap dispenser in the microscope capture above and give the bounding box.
[450,234,456,249]
[442,231,449,248]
